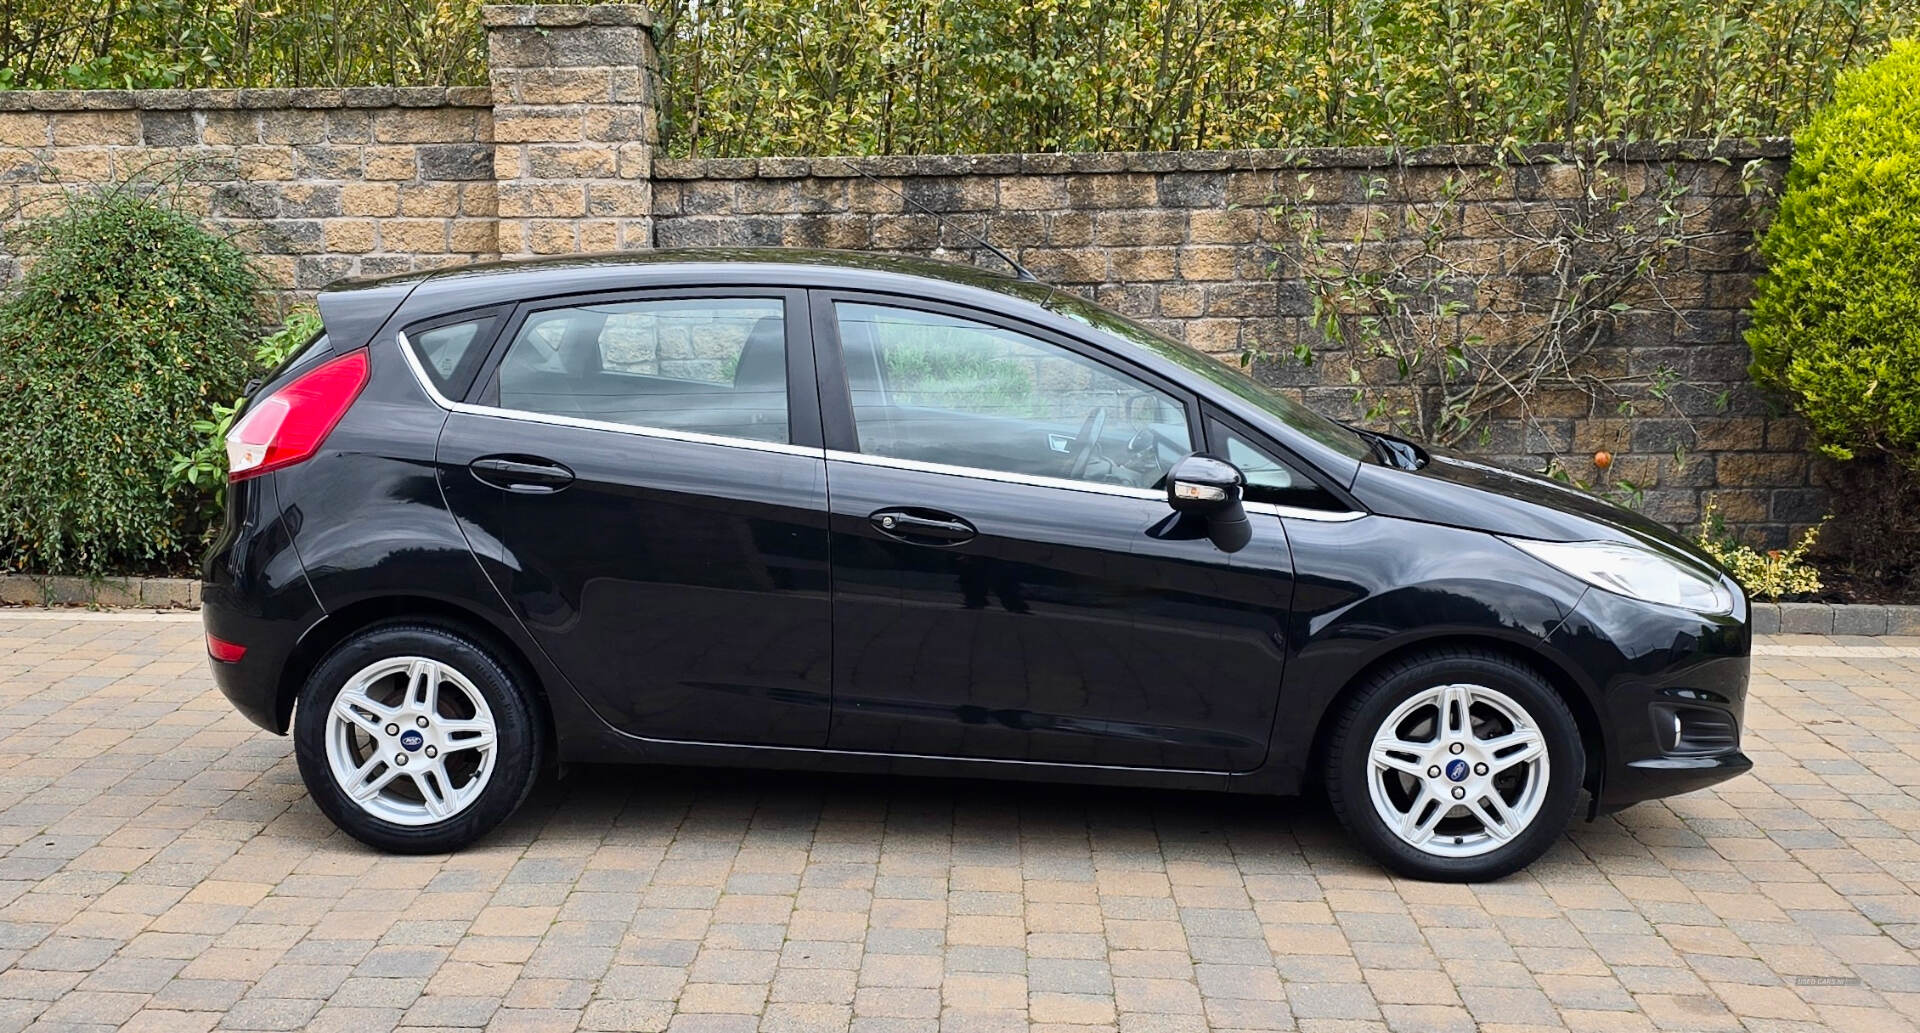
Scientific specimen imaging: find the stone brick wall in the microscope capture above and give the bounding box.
[0,4,662,304]
[0,4,1817,543]
[485,4,657,256]
[0,87,498,301]
[652,147,1814,545]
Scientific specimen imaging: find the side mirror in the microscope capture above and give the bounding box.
[1167,455,1244,514]
[1167,454,1251,552]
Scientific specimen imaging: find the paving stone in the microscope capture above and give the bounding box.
[1777,602,1834,634]
[1,616,1918,1032]
[1831,605,1889,636]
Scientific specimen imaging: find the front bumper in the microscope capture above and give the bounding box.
[1548,580,1754,813]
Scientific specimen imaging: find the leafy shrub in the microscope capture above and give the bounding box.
[170,308,324,529]
[1747,39,1920,465]
[1807,455,1920,598]
[1697,498,1826,601]
[0,189,260,575]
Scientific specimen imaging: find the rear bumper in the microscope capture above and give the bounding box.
[203,586,305,732]
[201,475,323,734]
[1548,579,1754,812]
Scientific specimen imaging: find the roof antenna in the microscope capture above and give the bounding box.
[839,159,1039,282]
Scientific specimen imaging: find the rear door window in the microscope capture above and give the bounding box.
[492,297,790,443]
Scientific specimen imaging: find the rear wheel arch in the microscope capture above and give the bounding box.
[276,596,555,760]
[1307,634,1605,801]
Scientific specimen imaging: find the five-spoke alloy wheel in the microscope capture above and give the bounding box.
[295,623,540,853]
[324,657,500,825]
[1326,649,1583,881]
[1367,683,1550,857]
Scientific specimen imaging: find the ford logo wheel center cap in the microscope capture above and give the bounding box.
[1444,759,1469,782]
[399,729,425,751]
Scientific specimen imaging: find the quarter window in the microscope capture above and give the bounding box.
[836,302,1191,487]
[405,314,499,398]
[1211,420,1345,511]
[495,297,789,443]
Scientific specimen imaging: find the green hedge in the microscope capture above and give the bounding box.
[1747,39,1920,466]
[0,190,260,575]
[2,0,1912,156]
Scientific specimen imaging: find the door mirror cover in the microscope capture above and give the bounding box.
[1167,454,1245,515]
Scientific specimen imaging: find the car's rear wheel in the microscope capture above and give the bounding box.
[294,623,540,853]
[1324,648,1583,881]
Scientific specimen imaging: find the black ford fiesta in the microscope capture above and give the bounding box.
[202,249,1751,881]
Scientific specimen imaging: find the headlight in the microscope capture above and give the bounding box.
[1503,537,1733,614]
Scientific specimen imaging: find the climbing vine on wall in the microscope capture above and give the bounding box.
[1257,152,1768,504]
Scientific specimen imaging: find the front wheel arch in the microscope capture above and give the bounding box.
[1307,634,1604,804]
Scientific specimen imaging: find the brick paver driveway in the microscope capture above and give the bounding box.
[2,613,1918,1033]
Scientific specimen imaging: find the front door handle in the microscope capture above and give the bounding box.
[469,455,575,494]
[871,508,976,545]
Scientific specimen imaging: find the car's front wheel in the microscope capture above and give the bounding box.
[1324,648,1583,881]
[294,623,540,853]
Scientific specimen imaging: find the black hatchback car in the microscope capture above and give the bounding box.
[203,249,1751,881]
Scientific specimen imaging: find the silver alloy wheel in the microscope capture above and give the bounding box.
[324,656,498,827]
[1366,682,1550,858]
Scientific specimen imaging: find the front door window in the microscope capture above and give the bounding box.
[834,302,1191,488]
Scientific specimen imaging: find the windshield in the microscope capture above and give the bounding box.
[1041,292,1375,462]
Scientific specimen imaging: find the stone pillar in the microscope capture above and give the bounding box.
[483,5,658,256]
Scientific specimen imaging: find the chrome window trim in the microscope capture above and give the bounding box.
[824,449,1164,501]
[400,329,1369,520]
[1267,503,1367,523]
[823,449,1366,521]
[396,330,825,460]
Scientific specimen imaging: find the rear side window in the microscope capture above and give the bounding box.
[405,314,500,399]
[494,297,789,443]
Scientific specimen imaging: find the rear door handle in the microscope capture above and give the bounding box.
[871,508,976,545]
[469,455,575,494]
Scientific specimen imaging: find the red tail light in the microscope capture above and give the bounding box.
[227,350,369,481]
[206,634,247,663]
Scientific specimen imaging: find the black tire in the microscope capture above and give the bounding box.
[1323,648,1584,882]
[293,622,541,854]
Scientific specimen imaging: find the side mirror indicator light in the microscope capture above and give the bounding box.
[1173,482,1228,502]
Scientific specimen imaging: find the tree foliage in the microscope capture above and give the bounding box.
[0,0,486,89]
[658,0,1914,156]
[2,0,1912,156]
[0,188,260,575]
[1746,38,1920,466]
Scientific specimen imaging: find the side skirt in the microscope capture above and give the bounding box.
[563,736,1240,794]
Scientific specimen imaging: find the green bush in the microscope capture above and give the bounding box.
[1697,497,1826,601]
[0,189,261,575]
[1747,39,1920,465]
[170,308,324,532]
